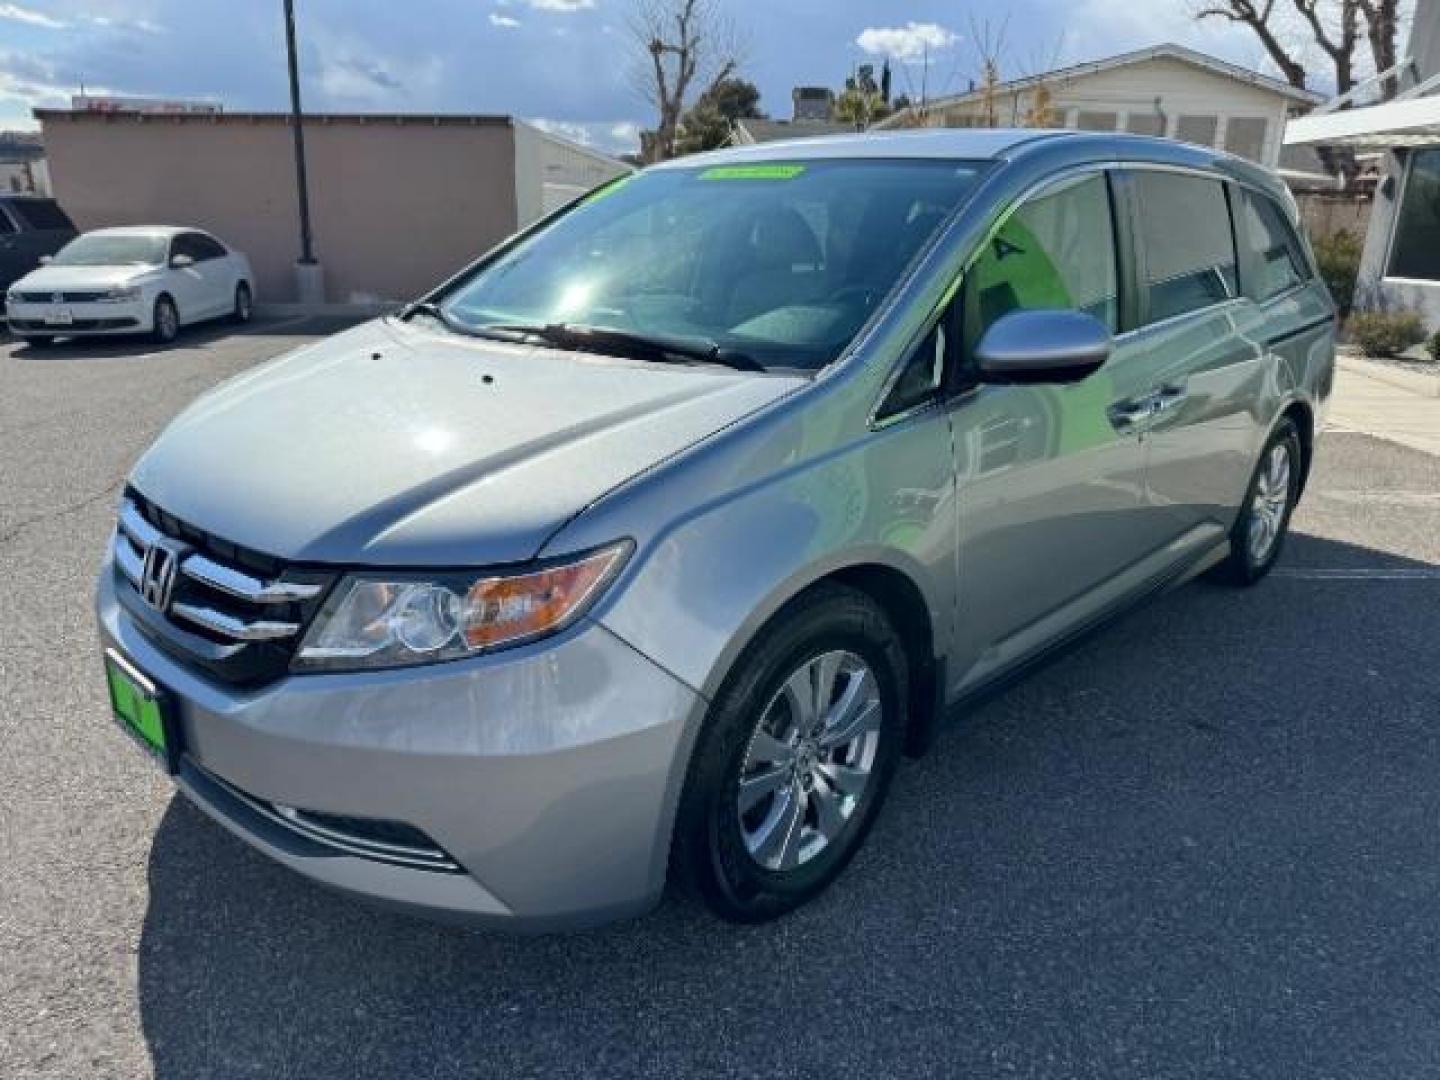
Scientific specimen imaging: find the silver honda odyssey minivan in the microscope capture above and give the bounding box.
[97,130,1335,928]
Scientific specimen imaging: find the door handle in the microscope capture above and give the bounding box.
[1108,393,1159,431]
[1152,382,1189,415]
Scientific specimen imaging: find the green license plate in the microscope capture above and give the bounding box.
[104,649,175,770]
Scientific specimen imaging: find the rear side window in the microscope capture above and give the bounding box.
[1239,190,1311,301]
[12,200,73,231]
[189,233,228,260]
[961,171,1119,358]
[1132,172,1238,324]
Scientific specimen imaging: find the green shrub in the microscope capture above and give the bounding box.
[1349,310,1427,358]
[1428,330,1440,364]
[1314,229,1363,317]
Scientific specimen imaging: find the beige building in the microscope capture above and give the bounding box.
[34,109,628,303]
[875,43,1323,169]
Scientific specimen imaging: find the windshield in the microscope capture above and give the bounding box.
[50,233,168,267]
[440,159,983,372]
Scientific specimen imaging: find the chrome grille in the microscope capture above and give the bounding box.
[13,289,110,303]
[111,492,334,685]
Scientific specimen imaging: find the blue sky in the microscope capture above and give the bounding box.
[0,0,1288,154]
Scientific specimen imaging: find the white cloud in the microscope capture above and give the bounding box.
[499,0,595,12]
[856,22,958,63]
[489,13,521,28]
[530,117,640,156]
[0,3,66,29]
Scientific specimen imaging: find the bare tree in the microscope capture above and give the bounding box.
[1195,0,1410,100]
[629,0,742,162]
[1357,0,1403,98]
[1192,1,1309,88]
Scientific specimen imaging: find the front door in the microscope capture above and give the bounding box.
[946,169,1166,693]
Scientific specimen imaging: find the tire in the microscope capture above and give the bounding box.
[1210,417,1303,586]
[151,296,179,344]
[231,282,253,324]
[672,584,908,923]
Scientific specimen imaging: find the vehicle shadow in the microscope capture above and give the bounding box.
[2,314,344,361]
[136,532,1440,1078]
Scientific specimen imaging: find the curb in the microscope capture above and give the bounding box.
[1336,354,1440,399]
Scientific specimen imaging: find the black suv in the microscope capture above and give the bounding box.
[0,196,78,309]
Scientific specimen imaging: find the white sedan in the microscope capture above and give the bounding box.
[4,226,253,346]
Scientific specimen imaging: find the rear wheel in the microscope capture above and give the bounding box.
[231,282,253,324]
[1210,418,1302,586]
[673,585,907,923]
[151,296,179,344]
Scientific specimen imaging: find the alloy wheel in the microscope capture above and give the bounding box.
[1248,442,1292,562]
[737,650,883,872]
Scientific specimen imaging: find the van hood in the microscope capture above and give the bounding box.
[130,318,803,566]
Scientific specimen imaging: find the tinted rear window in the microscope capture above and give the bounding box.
[11,200,74,232]
[1132,171,1238,325]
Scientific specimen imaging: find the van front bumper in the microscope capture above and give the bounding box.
[96,566,704,930]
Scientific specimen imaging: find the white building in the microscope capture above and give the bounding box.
[875,43,1323,169]
[1285,1,1440,326]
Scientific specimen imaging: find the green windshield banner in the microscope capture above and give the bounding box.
[699,164,806,181]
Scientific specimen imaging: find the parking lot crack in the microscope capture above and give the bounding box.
[0,479,124,549]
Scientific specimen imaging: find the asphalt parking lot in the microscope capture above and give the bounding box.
[2,322,1439,1079]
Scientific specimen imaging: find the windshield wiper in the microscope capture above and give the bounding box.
[396,301,531,344]
[485,322,765,373]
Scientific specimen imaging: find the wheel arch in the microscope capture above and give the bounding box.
[1276,397,1316,497]
[702,558,945,761]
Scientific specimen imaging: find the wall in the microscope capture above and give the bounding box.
[512,121,631,226]
[927,57,1296,167]
[38,112,520,303]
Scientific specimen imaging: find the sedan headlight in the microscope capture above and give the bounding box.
[293,541,632,672]
[98,286,142,303]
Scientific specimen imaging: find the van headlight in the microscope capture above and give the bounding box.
[292,541,632,672]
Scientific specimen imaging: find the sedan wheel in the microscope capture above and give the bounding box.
[232,283,253,324]
[152,297,179,344]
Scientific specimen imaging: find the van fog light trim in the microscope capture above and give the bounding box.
[292,540,632,673]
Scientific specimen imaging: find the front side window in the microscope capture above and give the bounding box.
[960,171,1119,359]
[1388,148,1440,281]
[439,160,982,372]
[1132,171,1238,324]
[1240,189,1310,301]
[49,233,167,267]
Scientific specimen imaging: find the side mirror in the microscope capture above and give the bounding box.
[38,254,52,264]
[170,253,195,269]
[975,309,1112,384]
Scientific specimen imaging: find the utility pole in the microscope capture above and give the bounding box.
[283,0,324,301]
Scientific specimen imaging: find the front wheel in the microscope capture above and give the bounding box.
[151,296,179,344]
[672,585,907,923]
[1210,418,1302,586]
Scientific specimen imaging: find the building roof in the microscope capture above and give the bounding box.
[733,118,857,144]
[34,109,513,127]
[874,42,1325,130]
